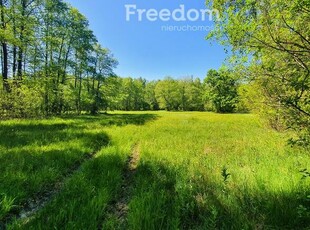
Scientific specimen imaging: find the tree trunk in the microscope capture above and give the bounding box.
[17,0,26,80]
[12,46,17,78]
[0,0,9,92]
[1,42,9,91]
[17,45,23,79]
[77,72,82,115]
[59,44,71,114]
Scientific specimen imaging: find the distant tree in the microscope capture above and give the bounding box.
[145,81,159,110]
[88,44,118,114]
[205,69,239,113]
[179,77,205,111]
[155,77,182,111]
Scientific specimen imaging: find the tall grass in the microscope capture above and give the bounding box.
[2,112,310,229]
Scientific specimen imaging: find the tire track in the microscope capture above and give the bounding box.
[1,149,100,229]
[99,143,140,229]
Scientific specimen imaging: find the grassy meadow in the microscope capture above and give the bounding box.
[1,112,310,229]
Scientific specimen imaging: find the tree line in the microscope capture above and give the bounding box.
[1,0,308,147]
[0,1,245,118]
[0,0,117,117]
[42,73,243,113]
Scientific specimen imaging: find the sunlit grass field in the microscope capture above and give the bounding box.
[1,112,310,229]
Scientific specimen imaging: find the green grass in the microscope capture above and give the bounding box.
[1,112,310,229]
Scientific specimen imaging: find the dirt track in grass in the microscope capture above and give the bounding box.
[2,150,100,228]
[99,143,140,229]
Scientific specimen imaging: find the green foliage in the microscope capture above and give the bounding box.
[221,167,231,183]
[206,0,310,146]
[0,194,15,220]
[0,0,255,118]
[155,77,182,111]
[144,81,160,111]
[205,69,239,113]
[300,169,310,180]
[0,0,118,118]
[235,84,251,113]
[154,77,205,111]
[0,81,43,119]
[95,76,205,112]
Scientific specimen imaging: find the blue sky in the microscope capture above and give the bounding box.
[65,0,228,80]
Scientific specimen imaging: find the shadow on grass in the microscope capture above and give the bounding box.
[5,150,310,229]
[0,113,158,148]
[11,153,126,230]
[0,113,157,223]
[15,155,179,230]
[0,123,70,148]
[125,160,179,230]
[0,125,110,222]
[61,113,159,127]
[104,158,310,230]
[179,174,310,230]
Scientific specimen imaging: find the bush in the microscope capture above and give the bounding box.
[0,81,43,119]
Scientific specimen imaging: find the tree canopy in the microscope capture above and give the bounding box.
[207,0,310,146]
[0,0,118,117]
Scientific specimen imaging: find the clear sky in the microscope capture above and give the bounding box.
[65,0,228,80]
